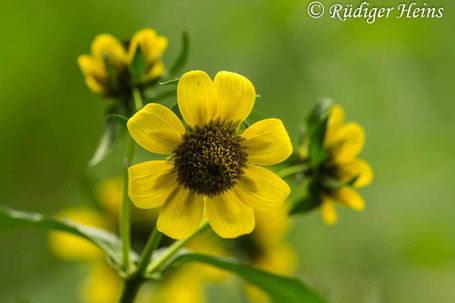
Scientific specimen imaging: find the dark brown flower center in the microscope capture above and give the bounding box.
[172,119,248,197]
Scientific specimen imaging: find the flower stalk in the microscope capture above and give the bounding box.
[119,87,144,273]
[148,221,210,274]
[118,222,210,303]
[276,163,309,178]
[135,227,162,275]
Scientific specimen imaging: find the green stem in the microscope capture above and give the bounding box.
[118,226,161,303]
[119,87,144,273]
[147,221,211,274]
[118,276,143,303]
[120,137,135,273]
[118,222,210,303]
[136,227,162,275]
[276,163,308,178]
[132,87,144,111]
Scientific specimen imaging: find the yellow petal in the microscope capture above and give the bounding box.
[48,208,110,260]
[336,158,373,188]
[84,76,107,95]
[320,196,337,225]
[326,122,365,164]
[148,60,165,79]
[233,165,290,210]
[325,104,345,144]
[127,103,185,154]
[157,187,204,239]
[128,29,168,64]
[81,263,122,303]
[151,268,204,303]
[128,160,178,209]
[297,139,309,159]
[214,71,256,124]
[77,55,106,79]
[255,243,296,275]
[330,187,365,211]
[242,119,292,165]
[78,55,108,94]
[254,207,290,248]
[91,34,127,73]
[177,70,218,127]
[245,285,270,303]
[205,190,255,238]
[96,176,123,217]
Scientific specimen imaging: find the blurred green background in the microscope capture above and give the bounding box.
[1,0,454,302]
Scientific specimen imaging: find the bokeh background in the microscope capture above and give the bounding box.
[1,0,454,302]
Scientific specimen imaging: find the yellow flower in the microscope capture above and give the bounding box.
[78,34,128,95]
[96,176,158,222]
[149,268,206,303]
[78,29,167,96]
[320,104,373,225]
[96,176,124,217]
[127,70,293,239]
[127,29,168,81]
[49,177,159,261]
[48,207,112,260]
[243,207,296,303]
[81,263,205,303]
[80,263,123,303]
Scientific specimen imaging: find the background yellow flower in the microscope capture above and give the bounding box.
[78,29,167,96]
[320,104,373,225]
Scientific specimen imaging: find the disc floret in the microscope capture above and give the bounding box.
[173,119,248,197]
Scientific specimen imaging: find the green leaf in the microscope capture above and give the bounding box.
[306,99,333,132]
[306,99,334,167]
[169,31,190,76]
[130,45,147,85]
[104,53,119,92]
[107,113,128,128]
[291,182,321,215]
[159,78,180,86]
[168,253,326,303]
[308,115,328,166]
[89,116,119,166]
[170,103,183,120]
[0,207,130,269]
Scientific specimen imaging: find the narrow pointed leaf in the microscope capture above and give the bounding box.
[0,207,130,267]
[169,31,190,76]
[89,116,119,166]
[308,116,328,166]
[130,45,147,85]
[167,253,326,303]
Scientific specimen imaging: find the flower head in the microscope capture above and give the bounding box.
[302,104,373,225]
[127,29,168,81]
[127,70,293,239]
[78,29,167,96]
